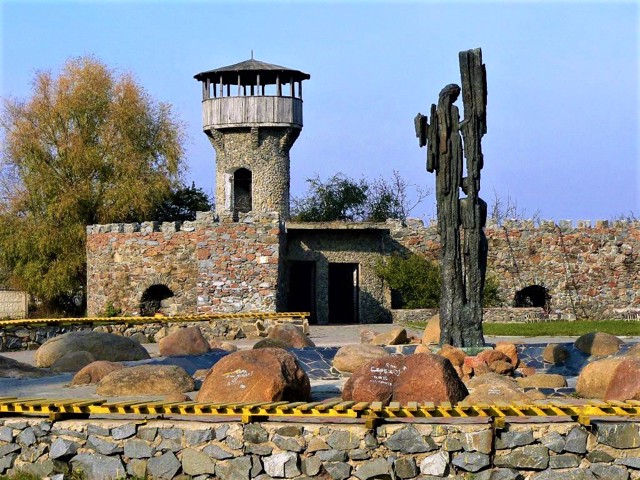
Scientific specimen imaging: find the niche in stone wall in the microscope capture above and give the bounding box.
[140,284,174,316]
[514,285,550,311]
[233,168,252,219]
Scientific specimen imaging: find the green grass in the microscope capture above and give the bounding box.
[407,319,640,337]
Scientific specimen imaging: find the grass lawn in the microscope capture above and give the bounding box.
[407,320,640,337]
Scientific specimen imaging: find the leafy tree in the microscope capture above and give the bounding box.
[151,182,213,222]
[376,253,504,309]
[0,56,185,314]
[292,171,429,222]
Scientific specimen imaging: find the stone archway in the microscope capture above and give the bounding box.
[140,284,174,316]
[514,285,551,311]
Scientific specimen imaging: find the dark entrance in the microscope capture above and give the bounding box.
[233,168,252,217]
[328,263,359,324]
[514,285,551,311]
[140,284,174,316]
[287,261,317,324]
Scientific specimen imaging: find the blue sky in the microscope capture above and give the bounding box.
[2,1,638,222]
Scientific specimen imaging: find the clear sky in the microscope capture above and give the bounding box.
[2,1,638,223]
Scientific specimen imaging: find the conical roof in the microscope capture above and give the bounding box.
[194,58,310,85]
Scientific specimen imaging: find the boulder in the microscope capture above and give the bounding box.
[574,332,623,357]
[465,383,531,404]
[35,331,150,367]
[371,328,408,346]
[51,351,96,373]
[604,357,640,401]
[495,342,519,367]
[208,339,238,353]
[159,326,210,357]
[267,324,315,348]
[72,361,125,385]
[575,357,626,399]
[96,365,195,397]
[517,365,537,377]
[516,374,567,389]
[543,344,571,364]
[477,349,511,366]
[436,344,466,368]
[414,344,432,354]
[626,343,640,357]
[332,344,389,373]
[253,338,291,349]
[129,332,149,344]
[0,354,51,378]
[422,314,441,345]
[342,353,468,404]
[490,360,515,375]
[197,348,310,403]
[465,372,518,390]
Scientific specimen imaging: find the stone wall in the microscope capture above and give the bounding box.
[391,308,546,324]
[86,212,283,317]
[1,417,639,479]
[390,219,640,319]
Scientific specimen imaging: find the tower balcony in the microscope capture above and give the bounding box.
[202,95,303,130]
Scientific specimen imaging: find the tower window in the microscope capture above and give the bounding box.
[233,168,252,218]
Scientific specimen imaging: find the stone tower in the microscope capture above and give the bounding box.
[194,58,310,220]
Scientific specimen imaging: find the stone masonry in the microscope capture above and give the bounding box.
[87,214,640,322]
[0,417,639,480]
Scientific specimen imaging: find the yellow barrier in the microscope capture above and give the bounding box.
[0,397,638,427]
[0,312,310,328]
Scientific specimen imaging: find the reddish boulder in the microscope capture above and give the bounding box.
[342,353,468,404]
[604,357,640,401]
[576,357,626,399]
[72,361,125,385]
[96,365,195,396]
[437,344,466,368]
[495,342,519,367]
[477,349,511,366]
[267,324,315,348]
[574,332,624,357]
[197,348,310,403]
[159,326,210,357]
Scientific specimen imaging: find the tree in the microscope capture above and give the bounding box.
[291,171,429,222]
[0,56,186,314]
[151,182,213,223]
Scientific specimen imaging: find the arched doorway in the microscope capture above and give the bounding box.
[140,284,174,316]
[233,168,252,218]
[514,285,550,311]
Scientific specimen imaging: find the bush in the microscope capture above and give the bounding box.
[376,253,504,309]
[101,302,123,318]
[376,253,441,309]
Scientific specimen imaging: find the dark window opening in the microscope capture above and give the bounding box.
[140,284,174,316]
[233,168,252,220]
[514,285,550,311]
[328,263,359,324]
[287,261,316,324]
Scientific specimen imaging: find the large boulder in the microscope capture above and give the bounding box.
[35,331,150,367]
[267,324,315,348]
[437,344,466,368]
[575,357,626,399]
[159,326,210,357]
[197,348,310,403]
[342,353,468,404]
[0,354,51,378]
[604,357,640,401]
[574,332,624,357]
[422,314,441,345]
[96,365,195,397]
[494,342,519,367]
[465,382,532,404]
[71,361,125,385]
[371,328,408,346]
[543,344,571,364]
[333,344,389,373]
[465,372,519,390]
[51,350,96,373]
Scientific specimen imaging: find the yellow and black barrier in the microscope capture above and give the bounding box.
[0,312,310,328]
[0,397,638,427]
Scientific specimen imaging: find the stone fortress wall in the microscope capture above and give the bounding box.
[86,213,640,321]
